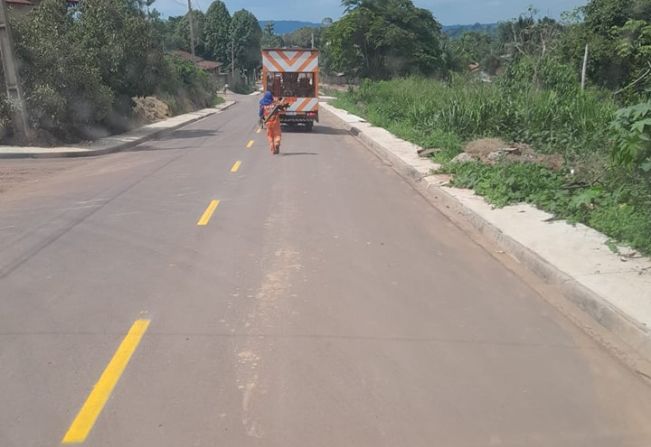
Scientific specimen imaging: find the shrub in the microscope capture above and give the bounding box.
[610,99,651,172]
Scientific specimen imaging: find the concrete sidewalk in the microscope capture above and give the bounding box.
[0,101,235,159]
[322,101,651,377]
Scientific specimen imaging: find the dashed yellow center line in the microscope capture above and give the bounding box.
[197,200,220,226]
[230,160,242,173]
[246,139,255,148]
[62,319,151,444]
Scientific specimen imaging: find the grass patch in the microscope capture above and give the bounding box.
[334,76,651,256]
[442,161,651,255]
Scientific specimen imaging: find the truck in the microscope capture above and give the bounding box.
[261,48,319,131]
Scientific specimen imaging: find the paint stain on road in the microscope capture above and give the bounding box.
[233,198,304,439]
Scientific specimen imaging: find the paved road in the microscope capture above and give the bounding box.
[1,95,651,447]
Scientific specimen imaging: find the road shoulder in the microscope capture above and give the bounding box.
[321,101,651,378]
[0,101,236,159]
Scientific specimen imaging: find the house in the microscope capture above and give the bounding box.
[170,50,224,76]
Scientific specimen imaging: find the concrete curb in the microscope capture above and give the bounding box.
[0,101,236,159]
[322,102,651,377]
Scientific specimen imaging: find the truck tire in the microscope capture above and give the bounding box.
[305,122,314,132]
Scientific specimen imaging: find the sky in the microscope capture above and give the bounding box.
[154,0,588,25]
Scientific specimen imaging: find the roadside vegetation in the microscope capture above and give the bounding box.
[0,0,262,145]
[328,0,651,255]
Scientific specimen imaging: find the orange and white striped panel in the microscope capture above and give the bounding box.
[287,98,319,112]
[263,50,319,73]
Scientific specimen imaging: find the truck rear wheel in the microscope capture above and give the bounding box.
[305,122,314,132]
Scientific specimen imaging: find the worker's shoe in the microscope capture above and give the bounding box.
[274,144,280,155]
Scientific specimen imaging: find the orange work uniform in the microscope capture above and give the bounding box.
[263,103,282,154]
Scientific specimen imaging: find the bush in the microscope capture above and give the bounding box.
[336,75,616,160]
[443,160,651,255]
[230,83,256,95]
[335,75,651,255]
[158,55,217,114]
[2,0,217,144]
[611,99,651,171]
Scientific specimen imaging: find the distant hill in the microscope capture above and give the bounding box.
[443,23,499,39]
[259,21,321,35]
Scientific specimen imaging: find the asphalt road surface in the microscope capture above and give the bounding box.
[2,95,651,447]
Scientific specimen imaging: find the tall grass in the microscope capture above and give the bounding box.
[336,76,617,159]
[334,75,651,255]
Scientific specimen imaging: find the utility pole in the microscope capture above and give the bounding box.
[187,0,196,58]
[311,31,315,49]
[231,35,235,85]
[581,44,589,92]
[0,0,28,143]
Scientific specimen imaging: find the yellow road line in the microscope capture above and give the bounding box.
[197,200,220,226]
[230,160,242,173]
[62,320,150,444]
[246,140,255,148]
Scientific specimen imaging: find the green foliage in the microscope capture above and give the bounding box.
[12,0,114,139]
[337,76,615,157]
[74,0,166,101]
[611,100,651,171]
[444,23,498,40]
[443,161,651,254]
[556,0,651,93]
[323,0,445,79]
[261,22,283,48]
[203,1,231,62]
[335,75,651,254]
[159,55,217,114]
[5,0,217,142]
[450,32,497,71]
[283,27,321,48]
[230,9,262,76]
[174,10,206,56]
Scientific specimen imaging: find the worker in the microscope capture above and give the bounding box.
[259,91,286,155]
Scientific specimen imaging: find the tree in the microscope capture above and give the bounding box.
[73,0,167,113]
[230,9,262,81]
[553,0,651,91]
[150,12,184,51]
[324,0,444,79]
[12,0,113,138]
[261,22,283,48]
[175,10,206,56]
[203,0,231,62]
[452,32,494,65]
[283,27,321,48]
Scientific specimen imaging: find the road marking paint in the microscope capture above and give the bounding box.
[197,200,220,226]
[231,161,242,173]
[62,320,150,444]
[246,140,255,148]
[256,128,261,134]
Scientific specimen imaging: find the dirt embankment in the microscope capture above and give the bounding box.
[453,138,564,170]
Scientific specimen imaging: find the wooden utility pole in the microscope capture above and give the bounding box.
[581,44,589,92]
[187,0,196,58]
[231,35,235,84]
[0,0,28,143]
